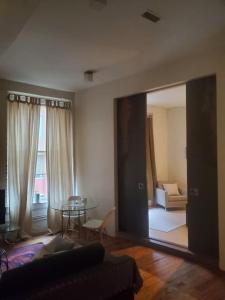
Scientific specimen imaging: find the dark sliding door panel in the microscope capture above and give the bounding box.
[186,75,218,258]
[117,93,148,237]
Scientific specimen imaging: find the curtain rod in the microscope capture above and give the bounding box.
[8,91,72,103]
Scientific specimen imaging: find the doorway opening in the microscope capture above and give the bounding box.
[146,84,188,248]
[116,74,218,259]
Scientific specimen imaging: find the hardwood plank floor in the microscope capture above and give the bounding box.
[3,235,225,300]
[102,237,225,300]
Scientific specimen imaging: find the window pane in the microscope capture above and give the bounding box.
[33,106,47,203]
[38,106,46,151]
[34,173,47,203]
[36,152,46,175]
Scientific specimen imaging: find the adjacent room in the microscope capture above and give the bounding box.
[147,85,188,247]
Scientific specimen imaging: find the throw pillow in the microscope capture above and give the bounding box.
[33,235,75,260]
[163,183,180,196]
[45,235,75,252]
[33,247,50,260]
[53,236,75,252]
[43,244,83,258]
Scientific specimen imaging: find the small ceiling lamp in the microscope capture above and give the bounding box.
[84,70,96,82]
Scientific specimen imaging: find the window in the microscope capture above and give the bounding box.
[33,106,47,203]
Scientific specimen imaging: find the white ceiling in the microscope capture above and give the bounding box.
[0,0,225,91]
[147,84,186,108]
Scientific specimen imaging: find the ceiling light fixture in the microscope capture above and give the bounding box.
[142,9,160,23]
[84,70,96,82]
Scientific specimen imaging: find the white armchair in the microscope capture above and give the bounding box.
[156,182,187,210]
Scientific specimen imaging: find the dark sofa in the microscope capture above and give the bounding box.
[0,243,142,300]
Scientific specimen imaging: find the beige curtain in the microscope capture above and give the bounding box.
[146,115,157,205]
[7,101,40,235]
[46,106,74,233]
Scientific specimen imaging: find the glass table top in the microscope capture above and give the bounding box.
[51,199,97,212]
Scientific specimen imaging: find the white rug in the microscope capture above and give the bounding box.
[149,208,186,232]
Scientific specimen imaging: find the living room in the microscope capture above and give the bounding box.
[1,1,225,299]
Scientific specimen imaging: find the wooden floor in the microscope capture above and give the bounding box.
[102,237,225,300]
[3,235,225,300]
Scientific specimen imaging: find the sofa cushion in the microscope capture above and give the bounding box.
[157,181,174,189]
[168,195,187,202]
[0,242,105,298]
[163,183,180,195]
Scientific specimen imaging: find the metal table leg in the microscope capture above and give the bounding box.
[61,211,64,237]
[78,211,81,238]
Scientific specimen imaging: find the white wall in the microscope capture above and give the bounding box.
[167,107,187,189]
[75,90,115,232]
[147,106,168,181]
[147,106,187,188]
[75,48,225,270]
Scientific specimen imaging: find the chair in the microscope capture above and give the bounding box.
[155,181,187,210]
[63,196,85,232]
[82,207,115,241]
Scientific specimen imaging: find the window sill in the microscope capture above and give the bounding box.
[32,202,48,210]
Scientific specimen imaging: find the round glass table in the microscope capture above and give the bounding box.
[51,199,97,237]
